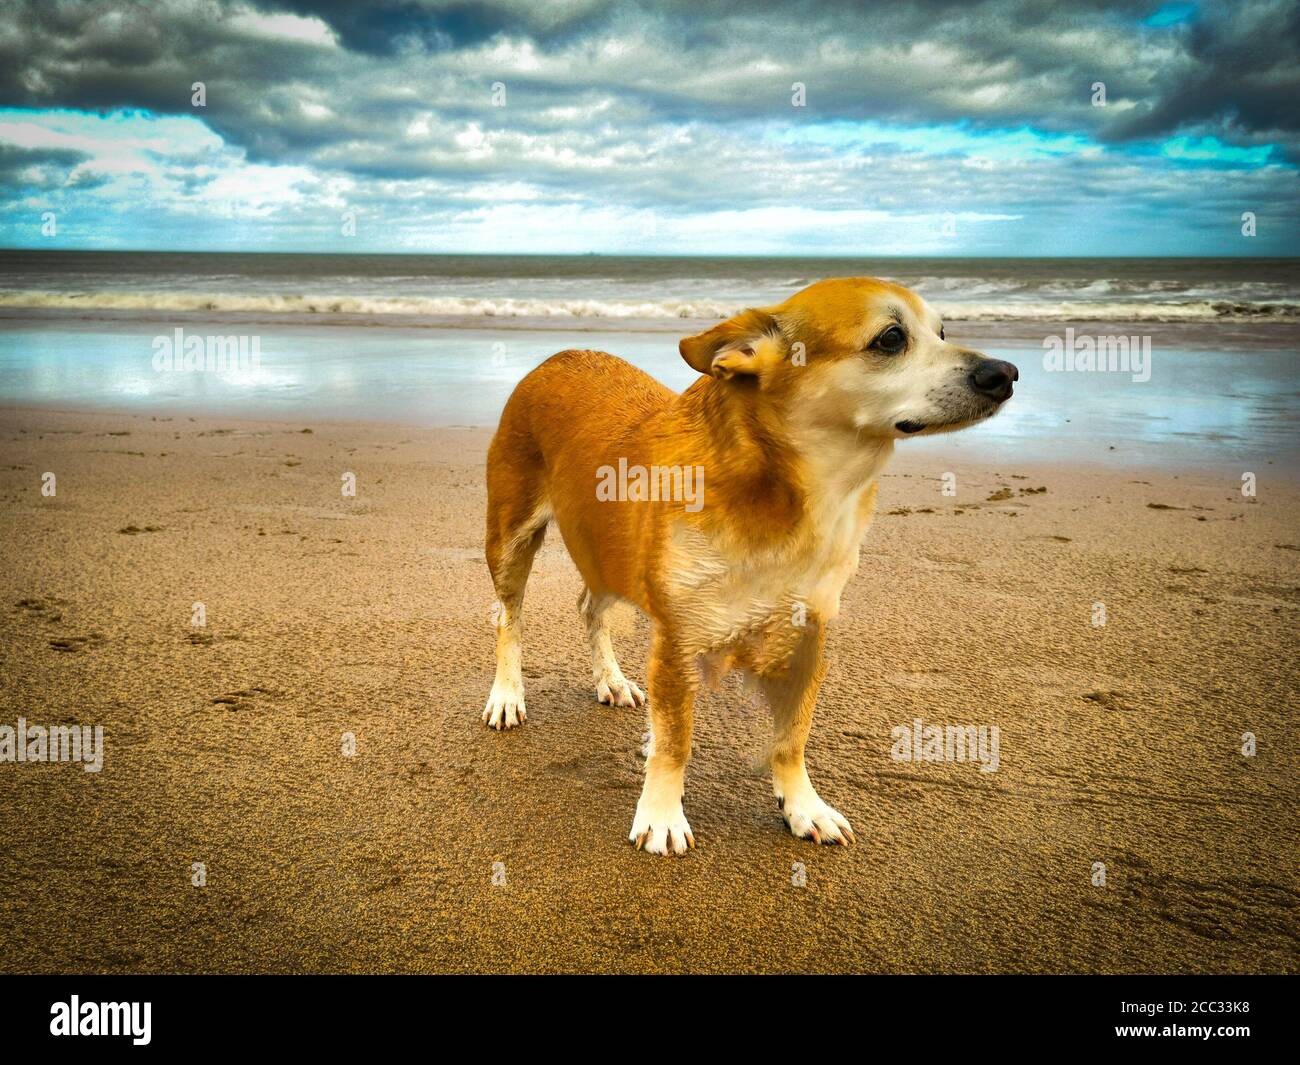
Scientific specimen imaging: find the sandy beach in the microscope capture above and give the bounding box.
[1,404,1296,974]
[3,0,1298,999]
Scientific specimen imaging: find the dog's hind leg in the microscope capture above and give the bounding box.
[580,589,645,709]
[482,441,550,730]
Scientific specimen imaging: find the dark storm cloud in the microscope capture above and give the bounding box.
[1101,0,1300,152]
[0,0,1295,254]
[1,0,1297,168]
[265,0,614,54]
[0,1,340,153]
[0,142,91,193]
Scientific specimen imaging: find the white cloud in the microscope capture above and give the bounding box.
[228,8,338,48]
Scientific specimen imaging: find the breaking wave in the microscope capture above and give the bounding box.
[1,289,1298,322]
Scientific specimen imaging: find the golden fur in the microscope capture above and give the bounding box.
[481,278,1018,855]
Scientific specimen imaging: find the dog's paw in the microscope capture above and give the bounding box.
[629,802,695,856]
[595,673,645,708]
[482,683,526,730]
[779,792,855,846]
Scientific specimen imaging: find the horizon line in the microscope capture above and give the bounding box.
[2,247,1298,261]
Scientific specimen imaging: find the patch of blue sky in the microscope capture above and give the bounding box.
[775,118,1281,171]
[0,107,223,155]
[1142,2,1198,28]
[775,120,1095,162]
[1158,135,1275,166]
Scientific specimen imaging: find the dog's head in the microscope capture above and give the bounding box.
[680,277,1017,439]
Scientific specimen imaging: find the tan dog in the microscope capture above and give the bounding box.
[482,278,1017,855]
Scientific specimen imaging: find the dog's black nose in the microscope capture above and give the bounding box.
[970,359,1019,402]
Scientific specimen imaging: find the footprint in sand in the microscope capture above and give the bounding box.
[545,750,636,791]
[1081,690,1137,712]
[1092,851,1300,945]
[118,524,164,535]
[211,686,277,711]
[49,633,107,653]
[15,596,69,623]
[916,552,975,572]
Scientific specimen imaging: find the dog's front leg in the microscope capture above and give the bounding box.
[760,621,855,845]
[629,627,696,856]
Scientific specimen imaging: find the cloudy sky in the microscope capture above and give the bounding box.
[0,0,1297,256]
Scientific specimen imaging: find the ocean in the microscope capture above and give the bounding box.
[0,251,1297,470]
[2,250,1299,322]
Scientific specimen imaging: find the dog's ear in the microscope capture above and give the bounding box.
[680,308,785,379]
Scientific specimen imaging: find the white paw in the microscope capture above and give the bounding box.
[778,791,855,846]
[482,682,526,730]
[595,672,645,708]
[629,800,694,856]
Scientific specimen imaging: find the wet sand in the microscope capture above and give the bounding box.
[0,406,1296,973]
[2,317,1298,473]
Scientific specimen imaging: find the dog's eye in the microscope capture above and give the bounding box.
[872,326,907,354]
[939,327,945,341]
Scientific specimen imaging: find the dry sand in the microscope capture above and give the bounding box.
[0,405,1296,974]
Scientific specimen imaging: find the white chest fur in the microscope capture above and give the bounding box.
[665,475,880,653]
